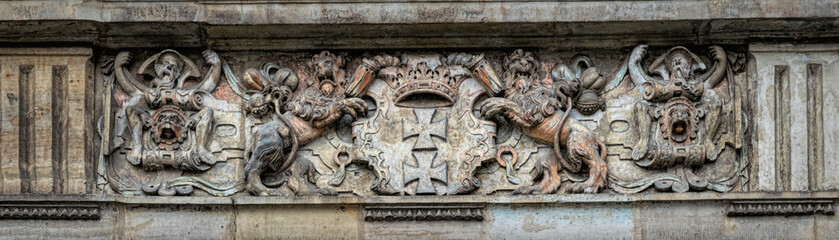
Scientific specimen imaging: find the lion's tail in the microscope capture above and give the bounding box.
[554,97,581,172]
[271,105,299,174]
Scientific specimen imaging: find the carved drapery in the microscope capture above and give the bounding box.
[99,46,745,197]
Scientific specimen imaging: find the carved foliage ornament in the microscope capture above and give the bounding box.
[101,46,743,197]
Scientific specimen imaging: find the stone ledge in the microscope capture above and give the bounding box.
[750,43,839,52]
[0,192,835,206]
[1,1,837,24]
[230,192,839,205]
[0,48,92,56]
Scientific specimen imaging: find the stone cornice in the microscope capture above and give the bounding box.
[0,192,835,206]
[0,1,837,49]
[1,1,837,24]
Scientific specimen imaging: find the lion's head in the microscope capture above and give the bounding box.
[503,49,543,94]
[308,51,346,98]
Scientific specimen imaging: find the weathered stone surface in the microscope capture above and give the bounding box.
[0,1,837,24]
[750,44,839,191]
[0,0,837,239]
[235,205,359,239]
[489,203,635,239]
[364,219,485,239]
[635,201,821,239]
[0,193,833,239]
[0,2,837,49]
[0,48,92,195]
[124,205,235,240]
[0,196,117,240]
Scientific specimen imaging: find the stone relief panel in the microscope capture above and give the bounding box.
[99,46,745,196]
[602,45,746,193]
[102,49,242,196]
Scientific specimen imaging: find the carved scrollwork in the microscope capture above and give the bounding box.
[105,49,236,196]
[606,45,743,193]
[551,56,606,115]
[100,46,744,197]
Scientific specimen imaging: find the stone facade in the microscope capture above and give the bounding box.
[0,0,838,239]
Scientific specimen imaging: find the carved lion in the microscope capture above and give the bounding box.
[241,52,367,196]
[481,49,608,194]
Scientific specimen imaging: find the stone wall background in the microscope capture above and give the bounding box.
[749,44,839,192]
[0,48,94,195]
[0,0,837,239]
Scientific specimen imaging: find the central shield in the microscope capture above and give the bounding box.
[351,56,497,195]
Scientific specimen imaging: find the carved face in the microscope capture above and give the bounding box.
[669,107,690,142]
[149,105,189,150]
[320,81,336,97]
[247,80,292,118]
[153,53,182,89]
[669,53,691,81]
[659,97,698,144]
[513,76,531,94]
[246,92,272,117]
[504,49,539,90]
[309,51,345,98]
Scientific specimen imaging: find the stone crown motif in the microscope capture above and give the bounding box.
[392,62,464,108]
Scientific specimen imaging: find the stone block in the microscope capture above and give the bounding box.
[235,204,360,239]
[124,204,235,240]
[488,203,635,239]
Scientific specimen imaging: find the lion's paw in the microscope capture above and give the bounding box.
[565,179,604,194]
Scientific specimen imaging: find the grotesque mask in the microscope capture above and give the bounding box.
[659,97,698,144]
[149,105,190,151]
[152,53,183,89]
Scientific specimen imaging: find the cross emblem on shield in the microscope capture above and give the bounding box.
[401,109,449,194]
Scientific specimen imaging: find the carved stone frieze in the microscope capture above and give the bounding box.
[364,205,485,221]
[727,200,835,217]
[339,52,498,195]
[480,49,608,194]
[100,45,744,197]
[0,205,101,220]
